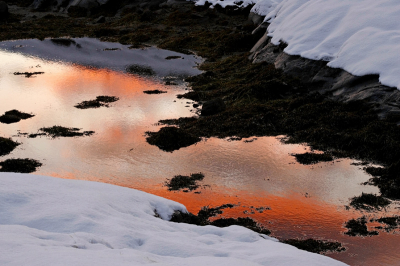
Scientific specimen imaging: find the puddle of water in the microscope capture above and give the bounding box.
[1,38,399,266]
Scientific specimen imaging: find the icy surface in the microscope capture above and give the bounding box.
[0,173,347,265]
[0,38,202,77]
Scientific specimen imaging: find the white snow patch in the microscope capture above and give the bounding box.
[0,173,347,265]
[261,0,400,89]
[195,0,400,89]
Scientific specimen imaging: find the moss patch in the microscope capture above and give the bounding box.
[344,217,378,237]
[126,65,155,76]
[0,158,42,173]
[0,137,19,156]
[283,239,346,254]
[143,90,167,94]
[38,126,94,138]
[349,193,390,211]
[293,152,334,165]
[146,126,200,152]
[165,173,205,191]
[372,216,400,232]
[0,110,34,124]
[14,71,44,78]
[170,203,270,235]
[75,96,119,109]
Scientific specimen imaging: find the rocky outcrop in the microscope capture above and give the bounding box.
[0,1,8,20]
[250,28,400,120]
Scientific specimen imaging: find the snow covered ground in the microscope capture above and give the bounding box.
[0,173,346,265]
[195,0,400,90]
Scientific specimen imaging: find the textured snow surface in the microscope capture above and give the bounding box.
[0,173,347,265]
[262,0,400,89]
[195,0,400,89]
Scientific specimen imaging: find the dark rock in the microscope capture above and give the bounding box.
[146,126,200,152]
[0,158,42,173]
[51,38,77,47]
[140,10,153,21]
[0,110,34,124]
[95,15,106,23]
[0,1,8,20]
[31,0,52,11]
[248,11,264,25]
[201,98,226,116]
[68,6,88,17]
[250,33,400,121]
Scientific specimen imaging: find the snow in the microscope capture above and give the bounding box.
[193,0,400,89]
[0,173,346,265]
[261,0,400,89]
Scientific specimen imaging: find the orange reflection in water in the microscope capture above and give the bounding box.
[4,49,399,266]
[45,65,162,97]
[47,171,400,266]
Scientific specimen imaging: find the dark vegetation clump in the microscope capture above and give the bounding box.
[344,217,378,237]
[283,239,346,254]
[75,96,119,109]
[103,48,121,51]
[159,53,400,200]
[38,126,94,138]
[293,152,334,165]
[146,127,200,152]
[126,65,155,76]
[50,38,76,46]
[165,173,205,191]
[372,216,400,232]
[14,71,44,78]
[0,137,19,156]
[170,204,270,235]
[143,90,167,94]
[0,110,34,124]
[0,158,42,173]
[349,193,390,211]
[165,56,181,60]
[365,163,400,199]
[211,217,271,235]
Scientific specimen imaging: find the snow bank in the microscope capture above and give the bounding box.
[260,0,400,89]
[0,173,346,265]
[194,0,400,89]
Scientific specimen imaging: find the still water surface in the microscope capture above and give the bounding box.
[0,38,399,266]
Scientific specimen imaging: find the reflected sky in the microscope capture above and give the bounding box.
[0,38,399,266]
